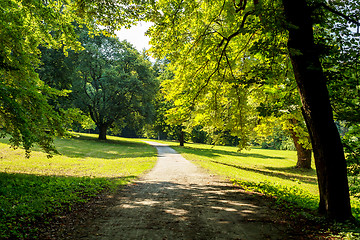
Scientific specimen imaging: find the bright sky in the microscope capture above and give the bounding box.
[115,22,153,52]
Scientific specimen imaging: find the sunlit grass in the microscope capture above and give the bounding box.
[156,140,360,222]
[0,133,157,239]
[155,140,318,194]
[0,133,157,177]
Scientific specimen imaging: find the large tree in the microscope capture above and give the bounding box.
[72,33,157,140]
[147,0,355,220]
[1,0,142,154]
[0,0,83,155]
[282,0,352,220]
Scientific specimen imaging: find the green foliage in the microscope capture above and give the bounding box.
[147,0,304,152]
[0,0,150,155]
[342,125,360,176]
[142,59,176,140]
[231,179,318,211]
[60,108,96,132]
[259,128,296,151]
[72,32,158,139]
[323,1,360,124]
[190,125,209,144]
[0,0,85,156]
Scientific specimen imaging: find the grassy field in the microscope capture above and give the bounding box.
[0,133,157,239]
[155,140,360,223]
[1,134,359,238]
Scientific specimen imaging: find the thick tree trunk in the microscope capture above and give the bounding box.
[288,127,312,169]
[282,0,352,220]
[98,124,108,140]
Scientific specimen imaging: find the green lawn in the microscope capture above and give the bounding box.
[154,140,360,222]
[0,133,157,239]
[1,134,359,239]
[156,140,317,193]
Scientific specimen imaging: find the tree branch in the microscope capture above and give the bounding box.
[319,3,360,27]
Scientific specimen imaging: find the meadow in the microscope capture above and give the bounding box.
[0,133,157,239]
[1,134,360,239]
[156,140,360,224]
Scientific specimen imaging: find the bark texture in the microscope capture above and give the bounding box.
[282,0,352,220]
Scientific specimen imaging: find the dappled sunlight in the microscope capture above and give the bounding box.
[164,208,189,216]
[94,180,288,239]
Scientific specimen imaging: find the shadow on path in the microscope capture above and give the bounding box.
[62,141,310,240]
[71,181,301,240]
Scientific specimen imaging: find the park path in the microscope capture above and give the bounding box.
[67,141,298,240]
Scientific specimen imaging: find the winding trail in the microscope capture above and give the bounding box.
[68,141,298,239]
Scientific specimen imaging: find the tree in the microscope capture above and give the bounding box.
[255,82,312,169]
[282,0,352,220]
[1,0,143,154]
[0,0,84,155]
[72,33,158,140]
[147,0,354,220]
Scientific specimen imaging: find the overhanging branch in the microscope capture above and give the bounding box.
[319,3,360,30]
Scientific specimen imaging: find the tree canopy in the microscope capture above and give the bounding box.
[0,0,83,155]
[72,32,158,140]
[0,0,150,154]
[146,0,359,220]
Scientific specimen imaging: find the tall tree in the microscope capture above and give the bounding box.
[0,0,83,155]
[147,0,354,220]
[1,0,142,154]
[72,33,157,140]
[282,0,352,220]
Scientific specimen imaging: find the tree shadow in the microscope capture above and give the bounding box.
[265,166,317,178]
[210,160,317,184]
[0,135,157,160]
[59,180,312,240]
[179,146,285,160]
[54,135,157,159]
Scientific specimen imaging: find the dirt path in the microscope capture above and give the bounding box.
[58,142,309,240]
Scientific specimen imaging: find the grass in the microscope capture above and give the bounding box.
[156,140,318,194]
[154,140,360,224]
[0,133,157,239]
[2,134,360,238]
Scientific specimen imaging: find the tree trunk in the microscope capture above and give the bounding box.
[179,130,185,146]
[288,126,312,169]
[282,0,352,220]
[98,124,108,140]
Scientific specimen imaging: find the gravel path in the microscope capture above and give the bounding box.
[65,141,299,240]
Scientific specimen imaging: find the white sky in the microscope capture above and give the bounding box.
[115,22,153,52]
